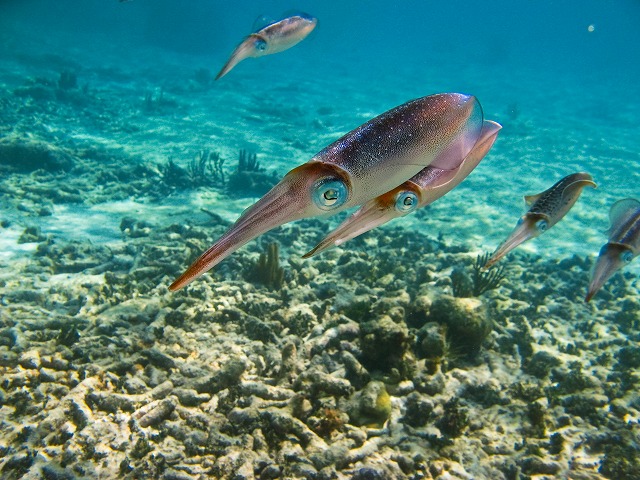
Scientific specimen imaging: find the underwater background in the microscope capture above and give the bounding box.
[1,0,639,479]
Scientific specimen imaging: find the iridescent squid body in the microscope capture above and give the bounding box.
[170,93,484,290]
[586,198,640,302]
[216,13,317,80]
[484,172,596,268]
[304,120,502,257]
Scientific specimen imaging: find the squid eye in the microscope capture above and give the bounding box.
[621,250,633,263]
[535,219,548,232]
[255,39,267,51]
[395,191,418,214]
[312,178,348,211]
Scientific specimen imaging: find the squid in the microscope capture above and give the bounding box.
[586,198,640,302]
[484,172,596,268]
[216,13,318,80]
[170,93,484,290]
[303,120,502,258]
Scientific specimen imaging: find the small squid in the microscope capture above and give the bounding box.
[586,198,640,302]
[216,13,318,80]
[303,120,502,258]
[484,172,596,268]
[170,93,484,290]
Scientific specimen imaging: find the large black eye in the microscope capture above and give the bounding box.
[255,39,267,51]
[312,179,348,211]
[535,219,548,232]
[395,191,418,214]
[621,250,633,263]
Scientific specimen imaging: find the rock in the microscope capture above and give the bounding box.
[294,368,353,398]
[342,351,370,389]
[18,350,41,369]
[359,315,412,375]
[242,315,278,343]
[136,398,177,427]
[0,136,75,172]
[308,319,359,356]
[525,351,562,378]
[174,388,210,407]
[352,467,386,480]
[40,464,76,480]
[436,398,468,438]
[402,392,434,427]
[259,463,282,479]
[415,371,446,396]
[416,322,449,363]
[86,392,135,414]
[519,456,561,475]
[282,304,318,336]
[194,358,247,394]
[428,295,491,356]
[124,376,148,394]
[141,348,177,369]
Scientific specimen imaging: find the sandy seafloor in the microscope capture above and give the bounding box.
[1,7,640,480]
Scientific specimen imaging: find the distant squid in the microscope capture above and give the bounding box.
[303,120,502,258]
[216,13,318,80]
[586,198,640,302]
[484,172,596,268]
[170,93,484,290]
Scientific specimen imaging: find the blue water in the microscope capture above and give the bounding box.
[1,1,640,479]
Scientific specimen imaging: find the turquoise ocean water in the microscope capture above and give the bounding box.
[1,1,639,479]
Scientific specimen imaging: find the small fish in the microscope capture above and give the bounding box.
[303,120,502,258]
[484,172,596,268]
[586,198,640,302]
[215,13,317,80]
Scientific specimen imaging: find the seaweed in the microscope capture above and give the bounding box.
[237,149,260,172]
[226,149,278,198]
[453,252,507,297]
[473,253,506,295]
[451,267,473,298]
[246,242,285,290]
[311,408,345,438]
[160,158,190,189]
[187,150,225,187]
[160,151,225,191]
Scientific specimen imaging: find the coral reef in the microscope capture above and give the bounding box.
[246,242,286,290]
[1,32,638,480]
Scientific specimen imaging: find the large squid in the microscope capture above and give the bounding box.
[303,120,502,258]
[586,198,640,302]
[484,172,596,268]
[170,93,484,290]
[216,13,318,80]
